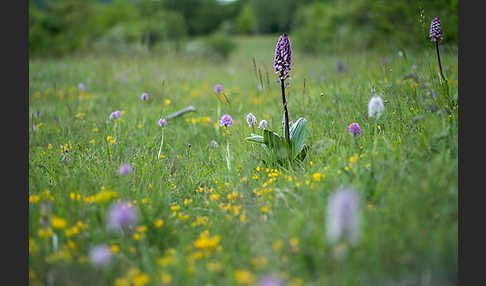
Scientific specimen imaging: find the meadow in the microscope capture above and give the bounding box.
[29,35,458,286]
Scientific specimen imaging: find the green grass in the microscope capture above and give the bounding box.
[29,35,458,286]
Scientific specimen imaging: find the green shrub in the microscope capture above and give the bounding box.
[29,4,51,56]
[92,22,146,54]
[235,3,256,34]
[29,0,98,57]
[203,33,237,61]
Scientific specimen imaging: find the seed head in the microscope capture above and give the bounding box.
[368,95,385,119]
[429,17,443,43]
[273,33,292,80]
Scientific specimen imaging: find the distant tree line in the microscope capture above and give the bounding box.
[29,0,457,57]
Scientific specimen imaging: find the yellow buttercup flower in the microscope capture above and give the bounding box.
[133,273,149,286]
[38,228,53,238]
[29,195,40,204]
[234,270,255,285]
[111,244,120,254]
[51,216,67,229]
[161,272,172,284]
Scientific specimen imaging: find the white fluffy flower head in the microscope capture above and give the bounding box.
[368,95,385,119]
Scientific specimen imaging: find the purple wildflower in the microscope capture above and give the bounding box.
[348,123,361,136]
[107,201,139,231]
[258,120,268,130]
[337,61,344,72]
[118,163,132,175]
[256,275,284,286]
[430,17,446,81]
[382,57,390,64]
[214,84,223,94]
[78,83,86,92]
[219,114,233,127]
[429,17,443,43]
[273,33,292,80]
[158,118,167,127]
[109,110,122,120]
[210,139,218,147]
[140,93,149,101]
[246,113,257,127]
[326,188,361,245]
[89,244,113,267]
[257,84,264,91]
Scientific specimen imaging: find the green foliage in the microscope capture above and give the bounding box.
[202,33,237,61]
[249,0,314,33]
[293,0,458,54]
[247,114,308,167]
[92,22,146,54]
[235,3,256,34]
[160,0,241,36]
[29,0,188,57]
[29,3,50,56]
[29,0,98,57]
[90,0,141,39]
[29,36,457,285]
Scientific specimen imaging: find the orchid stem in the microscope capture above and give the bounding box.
[435,41,446,82]
[280,77,291,147]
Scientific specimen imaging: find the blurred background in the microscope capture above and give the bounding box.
[29,0,458,59]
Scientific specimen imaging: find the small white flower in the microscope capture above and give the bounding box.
[398,50,404,57]
[258,120,268,129]
[246,113,257,127]
[368,95,385,119]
